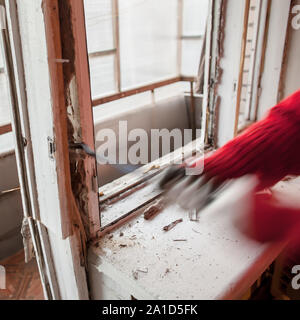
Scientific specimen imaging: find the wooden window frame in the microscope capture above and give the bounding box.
[88,0,206,107]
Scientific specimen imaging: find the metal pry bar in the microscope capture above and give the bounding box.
[69,142,138,175]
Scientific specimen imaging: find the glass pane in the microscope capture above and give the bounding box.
[0,43,11,126]
[154,82,189,101]
[181,39,203,76]
[182,0,208,36]
[119,0,178,89]
[93,91,152,122]
[84,0,114,53]
[0,73,11,126]
[89,55,116,99]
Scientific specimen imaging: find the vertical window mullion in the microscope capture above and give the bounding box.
[177,0,183,76]
[112,0,121,92]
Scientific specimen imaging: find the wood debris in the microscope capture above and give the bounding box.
[144,199,164,220]
[132,271,139,280]
[173,239,187,242]
[144,164,160,173]
[163,219,183,232]
[119,244,127,248]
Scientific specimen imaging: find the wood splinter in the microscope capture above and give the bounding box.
[144,199,164,220]
[163,219,183,232]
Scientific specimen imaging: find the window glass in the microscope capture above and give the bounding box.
[181,39,203,76]
[182,0,208,36]
[84,0,114,53]
[84,0,209,98]
[0,45,11,126]
[181,0,208,76]
[119,0,178,89]
[89,54,116,99]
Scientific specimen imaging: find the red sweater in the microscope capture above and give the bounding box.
[203,89,300,190]
[196,89,300,244]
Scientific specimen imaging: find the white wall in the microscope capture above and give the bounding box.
[94,94,201,185]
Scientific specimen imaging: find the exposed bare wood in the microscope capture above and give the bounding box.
[203,0,226,147]
[181,35,204,40]
[0,123,12,135]
[177,0,183,75]
[180,75,197,82]
[88,48,116,58]
[163,218,183,232]
[201,0,214,146]
[234,0,251,137]
[92,76,181,106]
[277,0,295,102]
[252,0,271,120]
[69,0,101,239]
[112,0,121,92]
[92,76,196,106]
[244,0,263,121]
[143,199,164,220]
[0,186,20,197]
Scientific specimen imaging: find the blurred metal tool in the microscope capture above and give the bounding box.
[69,142,138,175]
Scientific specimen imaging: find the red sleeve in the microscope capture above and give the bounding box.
[247,192,300,243]
[199,89,300,189]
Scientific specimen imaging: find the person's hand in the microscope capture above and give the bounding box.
[159,160,230,212]
[159,89,300,211]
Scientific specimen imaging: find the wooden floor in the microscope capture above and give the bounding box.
[0,250,44,300]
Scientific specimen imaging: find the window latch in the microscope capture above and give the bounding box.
[48,137,56,160]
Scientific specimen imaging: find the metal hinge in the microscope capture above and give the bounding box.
[47,137,56,160]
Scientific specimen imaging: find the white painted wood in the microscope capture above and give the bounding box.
[249,0,269,121]
[3,0,64,299]
[201,0,213,145]
[215,0,247,147]
[89,175,287,300]
[256,0,291,119]
[281,0,300,98]
[14,0,63,232]
[244,0,262,121]
[5,0,89,300]
[1,0,51,298]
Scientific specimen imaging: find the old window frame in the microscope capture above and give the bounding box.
[93,0,213,231]
[86,0,207,107]
[96,0,293,231]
